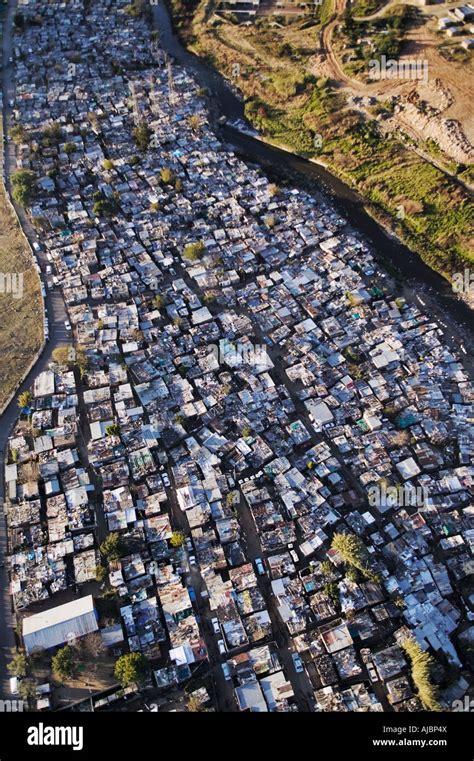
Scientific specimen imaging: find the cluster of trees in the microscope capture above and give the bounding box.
[11,170,37,207]
[159,166,183,192]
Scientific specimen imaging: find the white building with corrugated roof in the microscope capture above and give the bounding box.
[22,595,98,654]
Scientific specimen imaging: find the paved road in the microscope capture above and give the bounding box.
[0,0,71,698]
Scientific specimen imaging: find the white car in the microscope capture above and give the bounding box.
[367,662,379,683]
[221,663,232,681]
[211,617,220,635]
[188,555,196,566]
[64,320,71,331]
[217,639,226,656]
[162,472,170,488]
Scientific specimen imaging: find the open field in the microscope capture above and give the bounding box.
[0,184,43,411]
[169,0,474,285]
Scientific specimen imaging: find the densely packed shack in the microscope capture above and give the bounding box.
[3,0,473,712]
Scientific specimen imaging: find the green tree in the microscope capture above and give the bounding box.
[93,197,117,217]
[9,125,26,144]
[182,241,206,261]
[102,159,114,171]
[152,294,165,309]
[320,561,333,577]
[114,652,147,687]
[170,531,186,548]
[95,564,107,583]
[63,142,77,155]
[187,115,201,131]
[401,638,441,711]
[100,532,125,561]
[7,652,28,678]
[159,166,175,185]
[17,391,32,409]
[105,423,120,437]
[51,646,75,682]
[11,170,37,207]
[133,120,152,151]
[323,582,340,609]
[18,678,37,702]
[241,426,252,438]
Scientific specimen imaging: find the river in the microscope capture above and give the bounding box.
[151,2,474,364]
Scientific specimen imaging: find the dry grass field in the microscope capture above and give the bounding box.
[0,185,43,411]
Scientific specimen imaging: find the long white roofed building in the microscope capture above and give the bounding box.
[22,595,98,654]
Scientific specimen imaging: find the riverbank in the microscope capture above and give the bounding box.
[161,1,473,290]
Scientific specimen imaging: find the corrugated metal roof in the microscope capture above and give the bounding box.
[23,595,98,653]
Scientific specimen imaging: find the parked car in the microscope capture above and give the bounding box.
[161,472,170,487]
[187,586,196,603]
[254,558,265,576]
[188,555,196,566]
[211,617,220,635]
[217,639,226,656]
[64,320,71,331]
[221,663,232,681]
[367,662,379,683]
[292,652,304,673]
